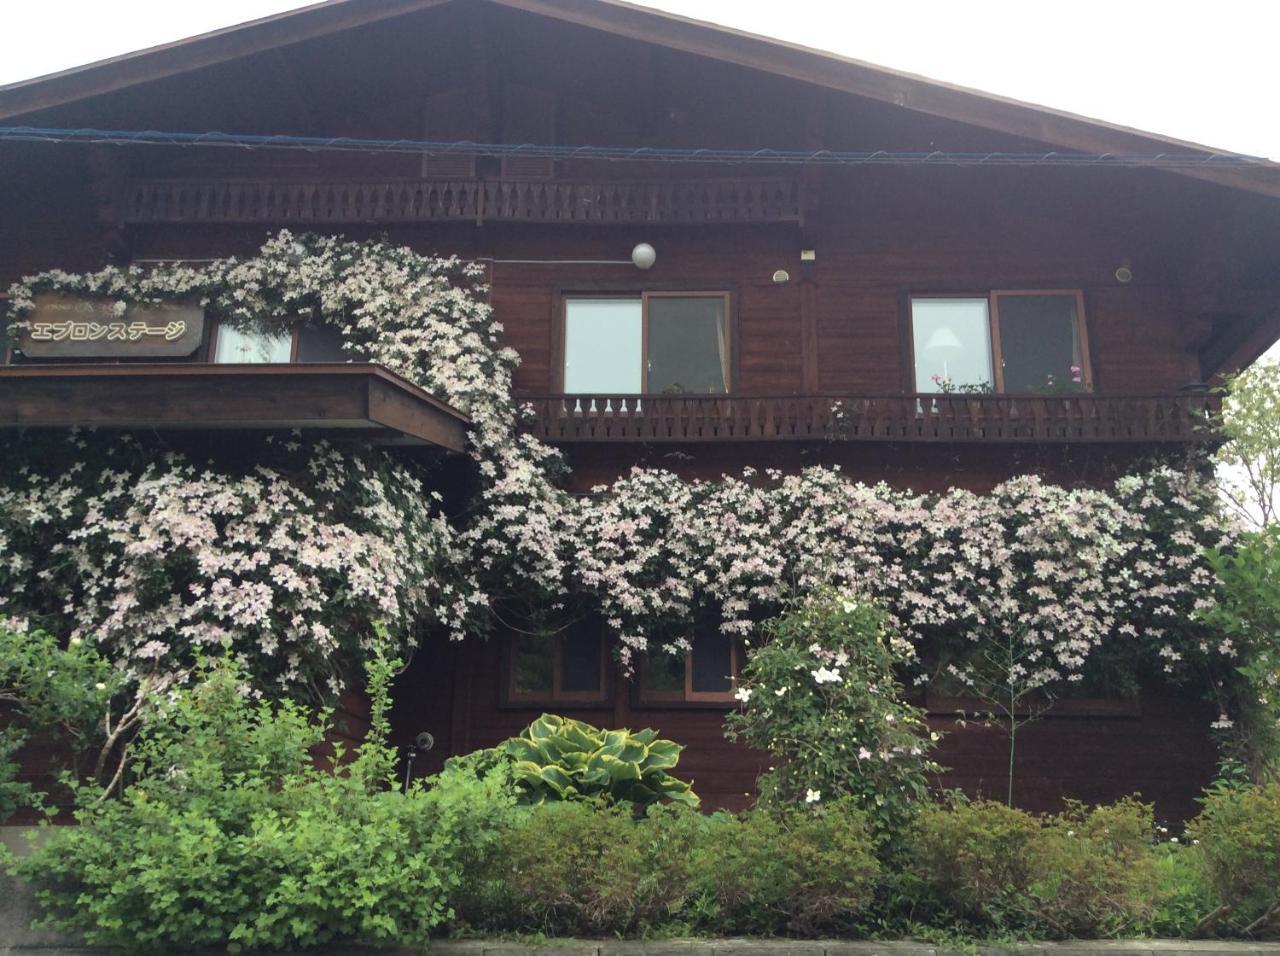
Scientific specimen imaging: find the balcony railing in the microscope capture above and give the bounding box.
[522,393,1222,443]
[119,177,803,226]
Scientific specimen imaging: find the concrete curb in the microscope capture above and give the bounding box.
[11,939,1280,956]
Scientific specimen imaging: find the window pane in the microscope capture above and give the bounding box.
[214,325,292,363]
[512,635,554,696]
[564,299,641,393]
[996,294,1085,392]
[647,296,729,394]
[691,629,733,694]
[911,299,993,392]
[295,323,354,363]
[561,620,602,693]
[646,652,686,695]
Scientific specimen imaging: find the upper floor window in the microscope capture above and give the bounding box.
[563,293,730,394]
[211,322,354,364]
[911,291,1090,393]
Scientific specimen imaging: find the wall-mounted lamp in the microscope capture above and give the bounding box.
[772,269,791,284]
[631,243,657,270]
[1114,261,1134,284]
[800,249,817,262]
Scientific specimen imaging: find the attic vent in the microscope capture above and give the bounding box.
[425,153,478,179]
[501,154,555,180]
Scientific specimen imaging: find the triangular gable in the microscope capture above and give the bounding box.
[1,0,1277,199]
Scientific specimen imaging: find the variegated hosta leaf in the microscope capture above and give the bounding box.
[492,714,698,807]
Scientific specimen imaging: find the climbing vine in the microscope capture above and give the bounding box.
[2,232,1237,710]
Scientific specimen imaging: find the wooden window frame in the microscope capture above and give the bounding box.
[635,637,744,707]
[208,320,300,364]
[503,630,611,708]
[905,289,1092,394]
[557,291,734,394]
[925,689,1141,719]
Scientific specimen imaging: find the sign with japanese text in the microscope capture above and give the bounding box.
[16,294,205,358]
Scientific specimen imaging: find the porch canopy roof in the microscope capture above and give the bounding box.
[0,363,471,450]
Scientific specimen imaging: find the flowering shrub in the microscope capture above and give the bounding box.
[4,233,1234,720]
[725,591,939,833]
[0,432,469,695]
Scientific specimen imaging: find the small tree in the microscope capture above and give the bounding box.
[936,623,1058,807]
[725,591,941,835]
[1216,360,1280,529]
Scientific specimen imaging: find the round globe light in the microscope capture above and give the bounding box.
[631,242,657,270]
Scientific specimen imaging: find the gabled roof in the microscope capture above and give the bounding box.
[1,0,1277,199]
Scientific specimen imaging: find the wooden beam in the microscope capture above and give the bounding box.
[1200,311,1280,382]
[0,363,471,450]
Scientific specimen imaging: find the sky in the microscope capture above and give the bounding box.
[3,0,1280,161]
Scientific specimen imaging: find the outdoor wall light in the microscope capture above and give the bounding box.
[1115,261,1134,284]
[631,242,657,270]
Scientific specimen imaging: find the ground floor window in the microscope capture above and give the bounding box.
[505,618,609,705]
[638,626,743,704]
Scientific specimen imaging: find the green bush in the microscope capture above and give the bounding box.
[462,799,703,936]
[904,797,1042,926]
[690,798,881,935]
[463,796,879,938]
[1188,782,1280,934]
[1034,798,1160,937]
[451,712,698,808]
[9,656,516,953]
[0,622,123,819]
[1149,841,1216,938]
[725,591,940,835]
[904,796,1160,937]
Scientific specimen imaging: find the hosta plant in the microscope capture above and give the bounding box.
[457,713,698,808]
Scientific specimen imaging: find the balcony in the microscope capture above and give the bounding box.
[119,177,803,226]
[522,393,1221,444]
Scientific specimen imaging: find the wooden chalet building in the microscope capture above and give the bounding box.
[3,0,1280,817]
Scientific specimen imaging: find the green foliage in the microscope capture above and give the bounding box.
[1200,527,1280,781]
[1215,360,1280,528]
[0,622,121,819]
[725,591,940,834]
[690,798,881,935]
[904,796,1160,938]
[463,799,698,936]
[903,797,1042,926]
[1187,781,1280,933]
[1033,799,1160,937]
[461,797,879,938]
[1149,841,1216,938]
[454,713,698,808]
[9,655,517,953]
